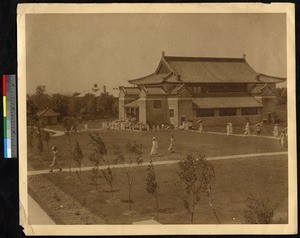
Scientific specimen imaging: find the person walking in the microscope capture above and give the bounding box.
[280,129,286,148]
[198,120,203,132]
[168,135,175,153]
[226,123,230,135]
[229,122,233,135]
[84,122,88,132]
[156,124,160,131]
[49,146,62,172]
[244,122,250,136]
[150,137,158,156]
[254,122,262,136]
[273,124,279,137]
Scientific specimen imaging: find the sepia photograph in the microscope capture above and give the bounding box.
[17,3,296,236]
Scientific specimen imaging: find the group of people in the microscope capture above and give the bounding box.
[150,135,175,156]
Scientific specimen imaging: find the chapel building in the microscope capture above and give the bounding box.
[119,51,285,126]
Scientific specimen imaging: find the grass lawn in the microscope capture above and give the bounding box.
[35,155,288,224]
[27,130,286,170]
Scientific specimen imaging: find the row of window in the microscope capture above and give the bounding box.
[196,107,258,117]
[152,100,258,117]
[168,107,258,118]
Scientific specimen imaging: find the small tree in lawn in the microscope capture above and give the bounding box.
[36,121,44,155]
[73,139,83,183]
[63,117,74,175]
[243,196,274,224]
[178,153,217,224]
[42,130,51,152]
[113,141,143,211]
[146,156,159,218]
[88,133,107,192]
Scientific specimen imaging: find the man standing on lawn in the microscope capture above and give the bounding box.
[168,135,175,153]
[49,146,62,172]
[244,122,250,135]
[150,137,158,156]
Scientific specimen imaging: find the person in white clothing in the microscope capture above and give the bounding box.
[226,123,230,135]
[49,146,62,172]
[273,124,279,137]
[150,137,158,156]
[168,135,175,153]
[244,122,250,135]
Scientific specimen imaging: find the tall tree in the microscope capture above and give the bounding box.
[178,153,219,224]
[146,157,160,218]
[113,141,143,211]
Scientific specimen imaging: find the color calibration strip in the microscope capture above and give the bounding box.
[2,75,17,158]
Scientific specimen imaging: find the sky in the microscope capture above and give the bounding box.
[26,13,287,95]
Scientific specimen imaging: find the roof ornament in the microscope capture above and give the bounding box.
[161,51,165,57]
[242,53,246,59]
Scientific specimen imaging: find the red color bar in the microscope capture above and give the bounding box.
[2,75,6,96]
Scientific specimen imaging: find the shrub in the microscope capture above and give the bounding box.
[243,196,274,224]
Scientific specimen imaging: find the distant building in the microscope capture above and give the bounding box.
[76,84,107,97]
[119,51,285,126]
[36,107,60,125]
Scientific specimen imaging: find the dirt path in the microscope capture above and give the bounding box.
[28,151,287,176]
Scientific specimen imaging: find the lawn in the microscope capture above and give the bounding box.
[31,155,288,224]
[27,130,286,170]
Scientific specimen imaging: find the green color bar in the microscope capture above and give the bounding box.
[3,117,7,138]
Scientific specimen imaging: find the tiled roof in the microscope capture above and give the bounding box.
[168,85,185,95]
[165,56,259,83]
[257,74,286,83]
[122,87,140,95]
[128,53,286,85]
[124,99,139,108]
[192,97,262,109]
[250,84,267,94]
[143,86,167,95]
[128,73,168,85]
[37,107,59,117]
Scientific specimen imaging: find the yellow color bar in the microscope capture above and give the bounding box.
[3,96,6,117]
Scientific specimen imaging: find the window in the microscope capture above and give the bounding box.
[197,108,214,117]
[153,100,162,109]
[169,109,174,118]
[219,108,236,116]
[241,107,258,115]
[204,84,247,92]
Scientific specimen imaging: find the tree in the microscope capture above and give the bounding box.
[35,120,44,155]
[113,141,143,211]
[68,96,82,117]
[243,196,274,224]
[42,130,51,151]
[63,116,75,175]
[178,153,218,224]
[31,85,51,111]
[35,85,46,95]
[73,140,83,183]
[50,93,70,119]
[276,87,287,105]
[88,133,107,192]
[146,157,159,218]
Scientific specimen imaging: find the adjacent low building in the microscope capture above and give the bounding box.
[119,52,285,126]
[36,107,60,125]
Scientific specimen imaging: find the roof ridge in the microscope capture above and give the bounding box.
[164,55,246,62]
